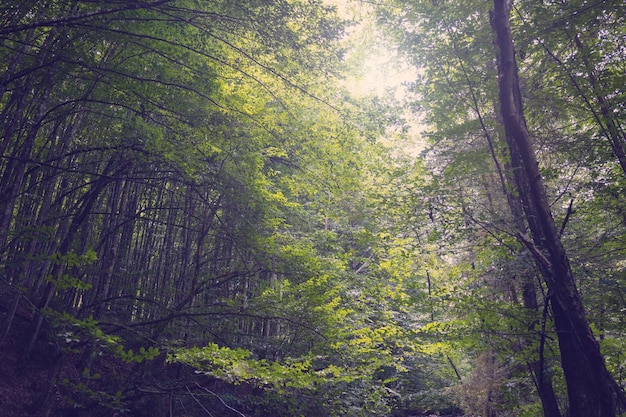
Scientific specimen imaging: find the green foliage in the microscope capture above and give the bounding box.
[170,343,319,389]
[58,378,128,413]
[49,311,158,362]
[5,0,625,415]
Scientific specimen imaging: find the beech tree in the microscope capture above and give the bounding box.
[374,0,626,415]
[3,1,626,416]
[492,1,620,415]
[0,1,452,416]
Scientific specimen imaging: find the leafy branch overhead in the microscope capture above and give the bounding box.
[1,0,626,417]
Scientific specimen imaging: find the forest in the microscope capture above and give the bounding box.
[0,0,625,416]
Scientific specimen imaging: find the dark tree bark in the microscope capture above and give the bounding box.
[491,1,620,416]
[521,275,562,417]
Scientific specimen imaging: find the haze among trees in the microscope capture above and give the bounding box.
[0,1,625,416]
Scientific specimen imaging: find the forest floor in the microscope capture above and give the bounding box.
[0,284,49,417]
[0,285,465,417]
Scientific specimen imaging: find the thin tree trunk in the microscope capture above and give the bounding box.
[491,1,620,415]
[24,160,117,356]
[0,292,21,346]
[521,274,563,417]
[0,26,60,250]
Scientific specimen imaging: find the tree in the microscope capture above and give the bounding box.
[4,0,626,415]
[0,1,373,415]
[1,1,458,416]
[491,1,620,415]
[373,0,626,415]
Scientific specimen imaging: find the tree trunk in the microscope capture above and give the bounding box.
[521,275,562,417]
[491,1,619,415]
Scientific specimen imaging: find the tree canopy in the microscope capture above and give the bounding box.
[1,1,625,417]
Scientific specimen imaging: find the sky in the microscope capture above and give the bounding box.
[325,0,414,97]
[326,0,426,156]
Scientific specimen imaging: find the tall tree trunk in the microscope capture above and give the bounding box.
[0,26,60,250]
[491,1,620,415]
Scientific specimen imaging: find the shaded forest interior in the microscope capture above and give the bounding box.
[1,1,626,416]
